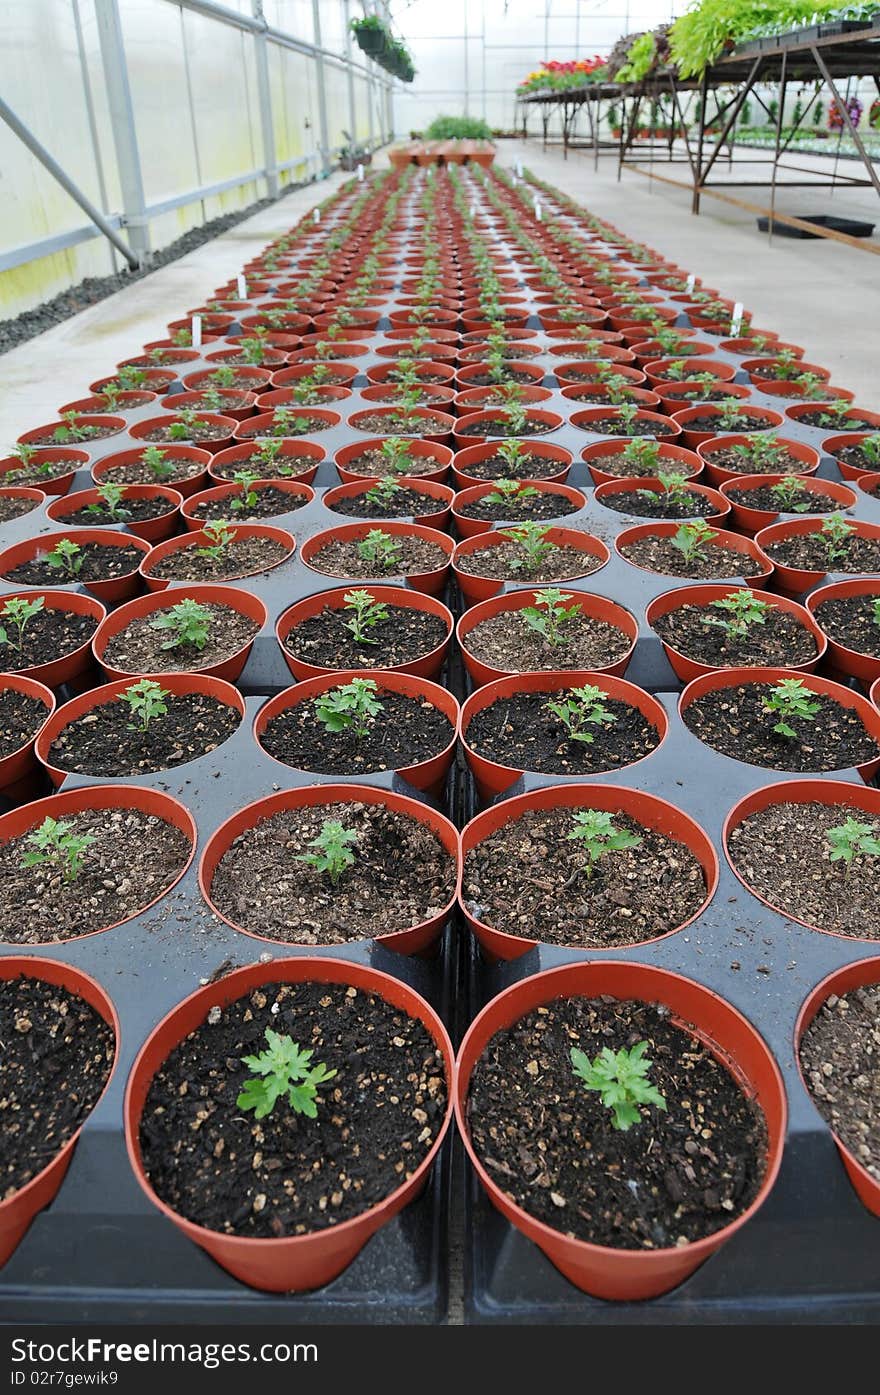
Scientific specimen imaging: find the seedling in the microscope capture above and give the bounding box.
[873,597,880,631]
[769,477,812,513]
[484,480,540,508]
[341,588,389,644]
[566,808,642,878]
[704,591,770,639]
[46,538,83,577]
[495,439,530,477]
[140,445,176,482]
[545,684,615,744]
[238,335,269,365]
[297,818,359,884]
[237,1029,337,1120]
[168,409,210,441]
[199,387,228,414]
[716,400,749,431]
[638,470,692,511]
[150,598,212,650]
[269,407,313,437]
[357,529,404,571]
[821,512,857,564]
[196,520,236,561]
[731,434,785,473]
[52,413,101,444]
[314,677,383,739]
[827,818,880,872]
[21,816,97,883]
[208,366,237,389]
[500,402,529,436]
[0,595,44,653]
[671,519,716,565]
[499,521,558,575]
[171,328,192,347]
[115,366,148,391]
[763,677,820,739]
[571,1040,666,1132]
[97,385,121,413]
[364,478,403,508]
[250,439,287,474]
[792,372,829,400]
[855,435,880,469]
[120,678,170,732]
[622,438,661,474]
[85,482,131,522]
[615,402,639,432]
[230,470,260,512]
[378,437,414,476]
[520,587,581,648]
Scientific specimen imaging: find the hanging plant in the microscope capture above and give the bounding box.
[350,14,390,61]
[829,94,863,128]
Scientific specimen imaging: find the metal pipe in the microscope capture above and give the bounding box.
[94,0,151,263]
[311,0,332,175]
[251,0,279,197]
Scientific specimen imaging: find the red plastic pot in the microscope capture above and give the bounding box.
[460,783,718,961]
[720,474,856,534]
[788,405,880,433]
[455,959,785,1299]
[459,670,667,801]
[452,481,586,539]
[130,414,238,453]
[256,385,353,412]
[821,433,880,482]
[672,406,785,451]
[277,585,453,682]
[91,368,176,394]
[18,417,126,453]
[452,441,572,491]
[452,409,563,449]
[0,486,45,521]
[580,438,700,487]
[646,584,826,682]
[698,435,821,489]
[234,408,342,442]
[643,357,736,387]
[457,588,638,688]
[657,383,751,418]
[680,666,880,781]
[182,478,313,530]
[124,955,453,1292]
[160,388,257,424]
[334,439,453,486]
[182,365,272,394]
[208,439,325,486]
[756,517,880,595]
[322,477,453,531]
[300,521,452,597]
[93,585,267,682]
[806,577,880,683]
[627,338,714,367]
[140,524,294,591]
[199,784,460,956]
[36,673,244,786]
[616,521,773,585]
[454,385,553,416]
[0,528,150,604]
[60,392,158,416]
[368,360,456,386]
[270,363,358,389]
[255,671,459,796]
[47,485,183,543]
[758,381,852,406]
[570,407,681,442]
[453,362,544,391]
[0,673,55,799]
[562,383,662,412]
[0,785,196,942]
[345,408,454,446]
[742,358,830,386]
[452,527,609,607]
[0,449,87,497]
[92,445,211,499]
[724,779,880,939]
[0,957,119,1267]
[595,476,729,526]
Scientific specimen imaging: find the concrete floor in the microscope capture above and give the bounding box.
[493,138,879,405]
[0,170,351,447]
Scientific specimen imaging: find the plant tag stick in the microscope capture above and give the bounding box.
[313,207,321,224]
[534,200,542,221]
[237,275,247,300]
[685,273,696,292]
[731,302,744,335]
[357,162,364,181]
[191,315,202,349]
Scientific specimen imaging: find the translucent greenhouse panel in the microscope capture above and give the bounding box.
[177,9,262,214]
[263,0,315,44]
[269,42,317,186]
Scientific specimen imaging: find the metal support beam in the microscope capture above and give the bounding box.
[811,45,880,198]
[251,0,279,197]
[311,0,332,176]
[0,95,140,270]
[343,0,358,154]
[94,0,151,263]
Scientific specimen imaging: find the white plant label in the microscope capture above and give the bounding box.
[731,302,744,334]
[356,163,364,182]
[516,159,524,176]
[191,315,202,349]
[237,275,247,300]
[534,200,542,221]
[313,207,321,224]
[685,273,696,292]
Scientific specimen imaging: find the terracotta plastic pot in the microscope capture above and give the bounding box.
[93,585,267,683]
[322,477,453,531]
[454,385,553,416]
[140,523,295,591]
[805,578,880,683]
[0,957,119,1267]
[595,476,729,526]
[255,671,459,796]
[256,385,353,412]
[343,408,454,446]
[334,439,453,486]
[277,585,453,682]
[300,521,452,597]
[457,589,638,688]
[627,338,714,367]
[159,389,257,424]
[0,528,150,605]
[452,441,572,491]
[0,673,55,798]
[36,673,245,786]
[92,446,211,499]
[646,584,826,682]
[580,438,701,487]
[787,405,880,434]
[130,414,237,453]
[455,959,786,1299]
[460,783,718,961]
[758,381,851,406]
[724,779,880,939]
[0,449,87,497]
[643,357,736,387]
[452,409,563,449]
[270,363,358,389]
[454,362,544,390]
[47,485,183,543]
[200,784,460,956]
[18,416,126,454]
[459,670,668,801]
[452,527,609,607]
[124,955,453,1292]
[570,407,681,443]
[234,408,341,443]
[368,360,456,386]
[680,666,880,781]
[616,521,773,586]
[0,486,45,521]
[756,517,880,595]
[672,406,785,451]
[0,784,196,942]
[742,358,830,387]
[91,369,176,394]
[181,478,313,530]
[207,439,325,487]
[698,435,821,489]
[562,384,662,413]
[451,481,586,539]
[822,432,880,482]
[182,365,272,395]
[720,474,856,535]
[60,392,158,416]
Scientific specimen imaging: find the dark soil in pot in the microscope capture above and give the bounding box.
[0,689,48,759]
[0,606,99,674]
[457,418,553,438]
[190,488,308,523]
[800,985,880,1181]
[29,424,119,446]
[0,496,41,524]
[726,484,840,514]
[260,692,453,775]
[4,544,143,587]
[308,536,447,580]
[797,411,875,431]
[212,453,317,482]
[340,449,439,480]
[102,456,202,487]
[813,595,880,659]
[457,451,564,482]
[653,603,818,669]
[103,604,259,675]
[366,387,447,405]
[61,497,174,527]
[465,610,632,674]
[0,807,191,944]
[284,606,447,672]
[139,979,446,1237]
[127,350,194,367]
[329,486,444,520]
[467,691,659,775]
[462,369,538,386]
[468,994,767,1248]
[580,417,676,438]
[601,489,714,520]
[703,446,807,476]
[1,977,115,1199]
[458,541,599,584]
[684,413,777,433]
[586,449,674,479]
[763,534,880,575]
[4,458,81,488]
[463,806,706,948]
[141,422,229,445]
[834,443,880,473]
[148,536,288,583]
[728,800,880,937]
[620,536,763,579]
[662,386,734,403]
[350,415,439,437]
[459,492,579,523]
[210,800,455,944]
[683,684,880,772]
[49,693,241,777]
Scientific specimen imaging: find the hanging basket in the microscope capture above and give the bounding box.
[351,21,389,60]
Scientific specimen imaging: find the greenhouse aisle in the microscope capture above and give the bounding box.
[490,139,879,403]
